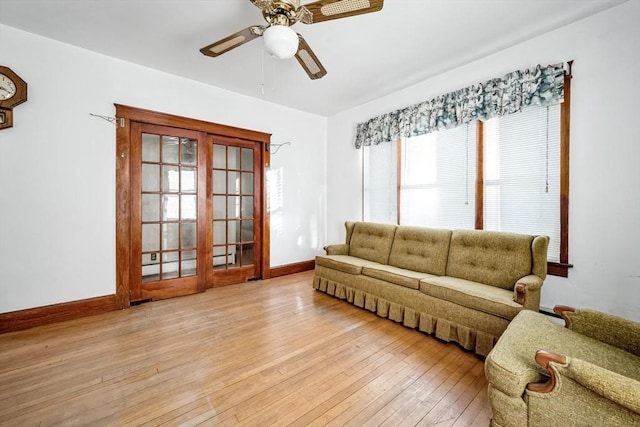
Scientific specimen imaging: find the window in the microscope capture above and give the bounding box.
[363,101,570,276]
[483,105,561,262]
[363,136,397,224]
[400,124,477,229]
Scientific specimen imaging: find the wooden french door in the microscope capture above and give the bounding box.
[116,105,270,306]
[208,136,263,287]
[130,123,208,301]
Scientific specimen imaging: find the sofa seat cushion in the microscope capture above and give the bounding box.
[315,255,380,275]
[362,264,438,290]
[419,276,522,320]
[485,310,640,398]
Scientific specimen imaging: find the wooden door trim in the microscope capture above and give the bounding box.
[115,104,271,143]
[115,105,271,308]
[197,131,209,292]
[115,115,131,309]
[128,122,142,301]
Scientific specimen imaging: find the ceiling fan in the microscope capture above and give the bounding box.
[200,0,384,80]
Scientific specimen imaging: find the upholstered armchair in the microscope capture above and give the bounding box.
[485,305,640,427]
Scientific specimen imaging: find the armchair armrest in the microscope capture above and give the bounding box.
[514,274,543,310]
[527,350,566,393]
[527,350,640,415]
[554,306,640,356]
[323,244,349,256]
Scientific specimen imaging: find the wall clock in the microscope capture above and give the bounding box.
[0,66,28,130]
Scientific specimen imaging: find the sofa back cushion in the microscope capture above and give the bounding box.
[388,226,452,275]
[446,230,533,289]
[348,222,397,265]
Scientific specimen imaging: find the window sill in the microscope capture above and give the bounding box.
[547,262,573,278]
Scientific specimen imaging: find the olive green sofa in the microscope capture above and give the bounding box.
[312,221,549,356]
[485,306,640,427]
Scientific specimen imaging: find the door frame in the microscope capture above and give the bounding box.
[115,104,271,309]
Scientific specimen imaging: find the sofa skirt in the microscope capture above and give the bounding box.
[313,267,510,357]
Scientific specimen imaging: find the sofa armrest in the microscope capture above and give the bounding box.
[554,306,640,356]
[324,244,349,255]
[527,350,640,415]
[513,274,543,310]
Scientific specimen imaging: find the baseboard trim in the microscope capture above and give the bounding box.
[0,295,118,334]
[270,260,315,278]
[1,261,317,334]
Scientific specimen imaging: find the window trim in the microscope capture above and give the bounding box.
[553,70,573,276]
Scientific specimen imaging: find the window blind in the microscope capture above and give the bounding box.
[400,123,477,229]
[483,105,561,262]
[363,140,397,224]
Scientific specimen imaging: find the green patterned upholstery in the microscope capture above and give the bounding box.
[362,264,438,290]
[420,276,522,320]
[446,230,537,290]
[348,222,397,264]
[485,308,640,427]
[564,309,640,356]
[315,254,381,275]
[314,222,549,356]
[388,226,451,275]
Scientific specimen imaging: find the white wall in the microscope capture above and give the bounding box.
[327,1,640,321]
[3,2,639,320]
[0,25,327,313]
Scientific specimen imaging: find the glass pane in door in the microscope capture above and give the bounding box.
[212,143,256,271]
[241,148,253,171]
[141,132,198,282]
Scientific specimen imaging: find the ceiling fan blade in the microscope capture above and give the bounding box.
[295,34,327,80]
[200,26,264,57]
[301,0,383,24]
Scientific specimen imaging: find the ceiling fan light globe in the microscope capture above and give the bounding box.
[263,25,299,59]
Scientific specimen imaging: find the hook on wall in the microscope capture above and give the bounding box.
[267,141,291,154]
[90,113,124,127]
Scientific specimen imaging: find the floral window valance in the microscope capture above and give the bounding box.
[355,62,566,149]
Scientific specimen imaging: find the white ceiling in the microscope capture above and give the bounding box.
[0,0,627,116]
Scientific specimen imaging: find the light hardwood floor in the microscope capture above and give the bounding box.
[0,271,491,426]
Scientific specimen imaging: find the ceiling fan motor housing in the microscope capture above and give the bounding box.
[264,0,300,26]
[273,0,300,14]
[264,12,292,26]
